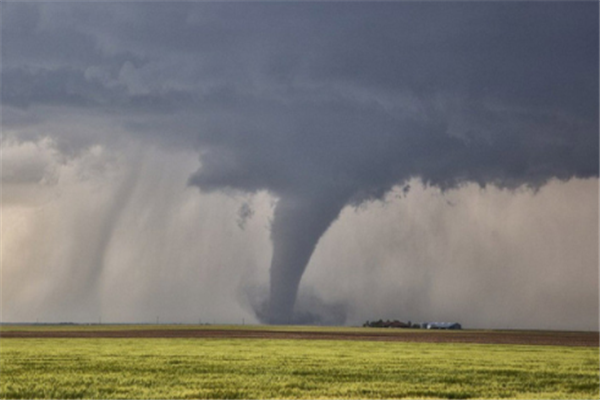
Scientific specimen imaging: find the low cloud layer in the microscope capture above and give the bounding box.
[2,138,596,329]
[2,2,598,328]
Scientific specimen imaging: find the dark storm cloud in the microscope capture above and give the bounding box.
[3,2,598,323]
[308,3,597,117]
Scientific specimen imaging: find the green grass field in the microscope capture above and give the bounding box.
[1,334,598,399]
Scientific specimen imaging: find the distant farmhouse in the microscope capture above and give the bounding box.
[422,322,462,330]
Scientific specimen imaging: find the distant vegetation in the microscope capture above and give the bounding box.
[1,332,598,399]
[363,320,463,330]
[363,319,421,328]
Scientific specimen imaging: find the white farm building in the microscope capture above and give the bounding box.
[422,322,462,330]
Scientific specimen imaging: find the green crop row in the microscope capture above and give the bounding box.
[1,338,598,399]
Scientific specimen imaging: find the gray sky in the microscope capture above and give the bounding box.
[1,2,598,329]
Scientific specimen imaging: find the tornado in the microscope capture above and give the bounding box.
[266,194,348,324]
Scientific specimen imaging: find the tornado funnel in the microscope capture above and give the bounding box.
[266,194,347,324]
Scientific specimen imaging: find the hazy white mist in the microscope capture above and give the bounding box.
[2,137,597,330]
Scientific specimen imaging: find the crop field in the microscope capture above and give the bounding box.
[1,325,598,399]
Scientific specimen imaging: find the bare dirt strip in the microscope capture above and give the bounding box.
[1,328,598,347]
